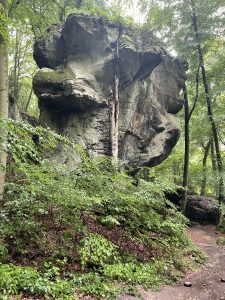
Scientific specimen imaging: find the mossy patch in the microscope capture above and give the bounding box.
[35,67,75,84]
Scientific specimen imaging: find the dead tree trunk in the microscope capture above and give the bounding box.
[190,0,224,225]
[109,71,120,164]
[112,75,119,159]
[109,28,122,164]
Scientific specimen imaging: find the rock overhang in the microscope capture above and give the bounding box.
[33,13,187,169]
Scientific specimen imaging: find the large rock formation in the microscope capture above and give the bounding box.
[33,13,187,169]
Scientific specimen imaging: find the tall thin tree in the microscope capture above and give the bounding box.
[181,83,189,213]
[0,0,9,202]
[181,64,200,214]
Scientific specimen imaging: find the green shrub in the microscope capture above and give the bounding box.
[71,272,121,299]
[103,261,166,288]
[80,233,120,268]
[0,120,206,298]
[0,264,74,298]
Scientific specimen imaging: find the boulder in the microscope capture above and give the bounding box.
[33,13,187,169]
[166,191,218,224]
[186,195,218,224]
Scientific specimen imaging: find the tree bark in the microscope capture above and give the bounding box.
[181,83,189,214]
[109,74,119,164]
[9,29,20,120]
[112,75,119,160]
[190,0,224,225]
[188,63,200,123]
[12,28,19,101]
[0,0,9,203]
[25,86,33,112]
[211,138,217,174]
[200,140,211,196]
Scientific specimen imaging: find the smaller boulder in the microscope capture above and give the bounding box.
[185,195,218,224]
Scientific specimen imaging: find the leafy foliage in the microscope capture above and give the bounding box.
[80,233,120,268]
[0,263,74,299]
[0,119,206,298]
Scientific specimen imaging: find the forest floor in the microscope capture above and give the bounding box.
[120,224,225,300]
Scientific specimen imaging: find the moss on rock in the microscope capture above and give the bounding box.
[35,67,75,85]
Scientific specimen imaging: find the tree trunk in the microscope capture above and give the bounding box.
[109,29,122,165]
[0,0,9,203]
[9,30,21,120]
[187,63,200,123]
[181,64,200,214]
[200,140,211,196]
[109,74,119,164]
[112,75,119,160]
[12,28,19,101]
[181,83,189,214]
[25,87,33,112]
[210,138,217,174]
[190,0,224,225]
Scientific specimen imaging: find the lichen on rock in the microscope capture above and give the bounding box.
[33,13,187,169]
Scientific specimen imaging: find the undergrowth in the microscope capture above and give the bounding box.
[0,119,207,299]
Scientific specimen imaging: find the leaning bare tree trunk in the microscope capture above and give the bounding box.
[181,83,189,214]
[191,0,224,225]
[109,29,122,165]
[109,74,119,165]
[0,0,9,203]
[112,75,119,160]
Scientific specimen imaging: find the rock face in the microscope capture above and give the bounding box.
[186,195,218,224]
[33,13,187,169]
[166,191,218,224]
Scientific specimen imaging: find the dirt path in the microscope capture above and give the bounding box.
[120,225,225,300]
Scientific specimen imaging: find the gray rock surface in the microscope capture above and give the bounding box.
[33,13,187,169]
[186,195,218,224]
